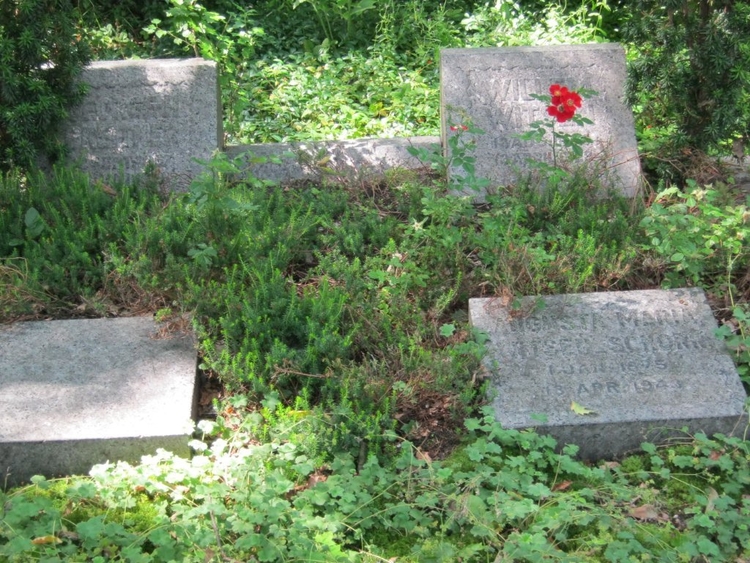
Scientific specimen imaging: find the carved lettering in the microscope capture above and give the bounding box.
[544,377,684,398]
[615,309,697,328]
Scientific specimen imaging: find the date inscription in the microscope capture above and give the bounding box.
[545,377,684,398]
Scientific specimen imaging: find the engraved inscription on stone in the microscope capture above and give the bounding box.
[469,288,747,455]
[441,44,641,197]
[61,58,220,190]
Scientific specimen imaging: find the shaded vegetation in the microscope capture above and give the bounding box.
[0,0,90,171]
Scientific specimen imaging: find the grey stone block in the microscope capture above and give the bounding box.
[0,317,197,488]
[225,136,440,184]
[61,58,221,191]
[469,288,748,460]
[441,44,641,198]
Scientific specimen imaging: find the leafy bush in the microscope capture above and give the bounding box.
[640,182,750,289]
[284,0,379,46]
[0,0,91,171]
[624,1,750,154]
[231,46,439,143]
[142,0,266,144]
[640,181,750,383]
[462,0,609,47]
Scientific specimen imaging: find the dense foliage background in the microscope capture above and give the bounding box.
[76,0,613,144]
[2,0,747,174]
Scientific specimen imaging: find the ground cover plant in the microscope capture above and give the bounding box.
[1,144,749,560]
[1,0,750,560]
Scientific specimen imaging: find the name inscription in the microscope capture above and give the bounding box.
[485,296,720,401]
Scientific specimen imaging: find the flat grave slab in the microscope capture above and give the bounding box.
[441,44,641,198]
[225,136,440,184]
[0,317,197,488]
[60,58,220,191]
[469,288,748,460]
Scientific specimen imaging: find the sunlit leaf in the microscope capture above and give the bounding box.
[571,401,597,416]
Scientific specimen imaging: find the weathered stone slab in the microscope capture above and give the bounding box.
[62,58,220,191]
[469,289,748,460]
[441,44,641,197]
[0,317,197,488]
[225,136,440,184]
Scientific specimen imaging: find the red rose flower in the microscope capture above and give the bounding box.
[547,85,583,123]
[549,84,568,98]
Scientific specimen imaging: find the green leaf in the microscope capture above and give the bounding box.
[24,207,45,238]
[530,413,549,423]
[29,474,47,486]
[525,482,552,499]
[439,323,456,337]
[640,442,657,454]
[464,418,482,431]
[351,0,376,16]
[696,537,720,557]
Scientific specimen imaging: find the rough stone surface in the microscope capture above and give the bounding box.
[226,136,440,184]
[61,58,220,191]
[54,56,437,189]
[469,288,748,460]
[0,317,197,488]
[441,44,641,197]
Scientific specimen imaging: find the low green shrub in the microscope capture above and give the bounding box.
[641,182,750,289]
[0,0,91,171]
[0,167,164,318]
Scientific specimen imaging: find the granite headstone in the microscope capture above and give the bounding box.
[61,58,221,191]
[441,44,641,197]
[469,288,748,459]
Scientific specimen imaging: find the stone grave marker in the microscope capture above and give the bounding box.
[469,288,748,460]
[441,44,641,197]
[0,317,197,487]
[60,58,221,191]
[225,135,440,184]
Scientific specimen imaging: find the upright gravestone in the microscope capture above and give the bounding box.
[469,288,748,460]
[441,44,641,197]
[61,58,221,191]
